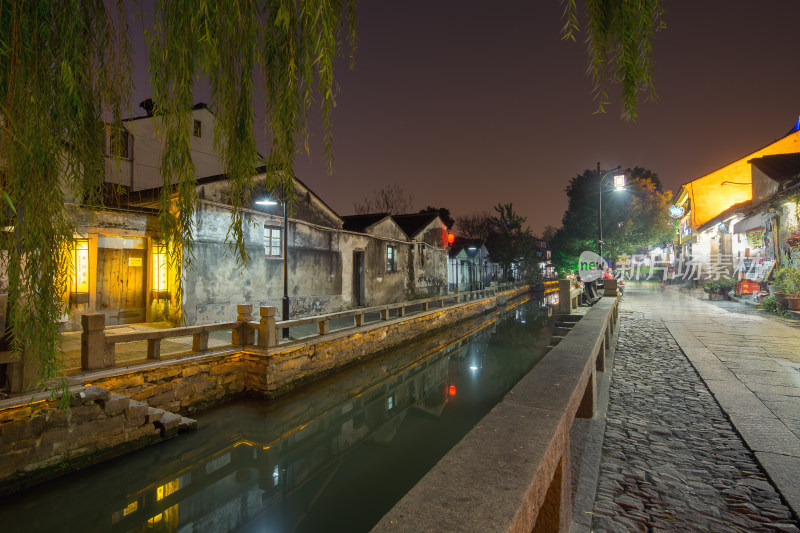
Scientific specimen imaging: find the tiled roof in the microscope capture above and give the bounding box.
[748,152,800,183]
[341,213,391,232]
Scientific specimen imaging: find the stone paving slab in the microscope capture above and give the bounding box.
[592,311,798,532]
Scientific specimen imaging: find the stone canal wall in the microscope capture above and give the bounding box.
[79,294,501,414]
[0,288,526,493]
[0,385,194,496]
[245,295,499,395]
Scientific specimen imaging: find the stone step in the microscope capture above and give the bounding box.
[145,406,165,424]
[178,417,198,433]
[155,411,182,438]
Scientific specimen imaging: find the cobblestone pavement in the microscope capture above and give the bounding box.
[592,311,799,532]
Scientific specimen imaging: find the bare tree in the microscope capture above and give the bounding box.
[455,211,493,241]
[354,184,414,214]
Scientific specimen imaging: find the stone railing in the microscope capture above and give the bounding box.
[558,279,584,314]
[66,284,522,374]
[373,295,619,532]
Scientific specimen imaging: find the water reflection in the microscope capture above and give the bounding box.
[0,298,556,533]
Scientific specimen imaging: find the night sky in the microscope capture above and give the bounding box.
[129,1,800,235]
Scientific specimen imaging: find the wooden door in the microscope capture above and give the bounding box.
[95,236,147,324]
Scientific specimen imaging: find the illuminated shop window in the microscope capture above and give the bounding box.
[153,244,168,296]
[71,239,89,303]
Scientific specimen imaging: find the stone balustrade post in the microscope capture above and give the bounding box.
[257,306,277,348]
[81,313,108,370]
[232,304,254,346]
[147,339,161,360]
[558,280,572,315]
[603,279,618,297]
[193,331,209,351]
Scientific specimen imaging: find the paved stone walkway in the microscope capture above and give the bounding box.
[592,283,800,532]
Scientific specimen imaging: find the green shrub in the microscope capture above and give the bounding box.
[774,264,800,295]
[762,295,778,312]
[703,280,721,294]
[718,278,735,291]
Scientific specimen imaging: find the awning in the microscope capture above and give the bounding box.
[733,212,766,234]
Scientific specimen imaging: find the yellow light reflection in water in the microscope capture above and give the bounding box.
[147,478,180,527]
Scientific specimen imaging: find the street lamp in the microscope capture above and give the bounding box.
[597,162,625,259]
[256,197,290,338]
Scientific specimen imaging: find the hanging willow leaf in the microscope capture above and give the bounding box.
[0,0,131,392]
[0,0,357,392]
[562,0,664,120]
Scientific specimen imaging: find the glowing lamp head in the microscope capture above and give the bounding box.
[447,232,455,245]
[449,385,456,397]
[613,174,626,189]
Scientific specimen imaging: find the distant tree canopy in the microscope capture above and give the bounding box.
[0,1,664,390]
[419,206,455,229]
[487,203,540,281]
[455,205,542,282]
[353,184,414,215]
[549,167,675,274]
[455,211,493,242]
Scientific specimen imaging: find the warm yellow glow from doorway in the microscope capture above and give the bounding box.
[73,239,89,294]
[153,244,168,292]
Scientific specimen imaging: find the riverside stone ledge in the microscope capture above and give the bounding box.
[373,297,618,533]
[0,385,194,496]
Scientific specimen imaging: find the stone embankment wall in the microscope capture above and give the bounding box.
[0,385,194,496]
[0,288,526,493]
[83,295,502,414]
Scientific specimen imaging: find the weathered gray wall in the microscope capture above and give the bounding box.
[186,205,346,324]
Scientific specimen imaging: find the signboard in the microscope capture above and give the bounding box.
[128,257,143,267]
[669,205,685,218]
[746,227,765,248]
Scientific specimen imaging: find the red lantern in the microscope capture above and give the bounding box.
[447,232,455,245]
[449,385,456,397]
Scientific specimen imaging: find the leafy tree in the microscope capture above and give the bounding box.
[487,203,539,281]
[419,206,454,229]
[540,225,558,243]
[549,167,674,273]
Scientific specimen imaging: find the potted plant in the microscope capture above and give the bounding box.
[718,278,735,300]
[773,264,800,311]
[703,279,722,300]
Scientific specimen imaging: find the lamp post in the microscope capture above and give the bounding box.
[597,162,625,259]
[281,200,289,338]
[256,197,290,338]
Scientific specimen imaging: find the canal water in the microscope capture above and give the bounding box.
[0,296,557,533]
